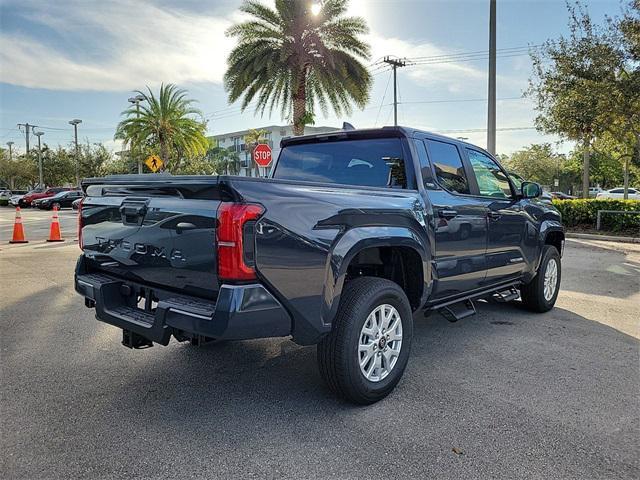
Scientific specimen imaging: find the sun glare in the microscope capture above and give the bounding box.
[310,3,321,16]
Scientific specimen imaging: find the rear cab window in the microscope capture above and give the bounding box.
[273,137,410,189]
[424,139,470,194]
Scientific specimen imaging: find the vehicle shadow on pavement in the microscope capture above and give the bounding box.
[2,289,639,479]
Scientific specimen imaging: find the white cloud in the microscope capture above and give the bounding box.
[0,0,235,91]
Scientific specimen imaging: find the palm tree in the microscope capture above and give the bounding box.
[115,83,209,171]
[206,146,241,175]
[244,128,268,176]
[225,0,372,136]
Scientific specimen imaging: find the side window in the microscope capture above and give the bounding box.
[425,139,470,194]
[412,139,435,188]
[466,149,513,198]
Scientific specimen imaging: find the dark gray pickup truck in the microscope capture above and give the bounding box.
[75,127,564,404]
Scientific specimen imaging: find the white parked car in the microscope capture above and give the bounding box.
[596,188,640,200]
[588,187,603,197]
[9,194,24,206]
[0,189,12,200]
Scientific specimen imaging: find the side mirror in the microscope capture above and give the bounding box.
[521,181,542,199]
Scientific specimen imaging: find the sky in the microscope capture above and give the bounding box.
[0,0,624,156]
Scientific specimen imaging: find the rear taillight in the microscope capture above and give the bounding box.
[77,198,84,250]
[217,203,264,281]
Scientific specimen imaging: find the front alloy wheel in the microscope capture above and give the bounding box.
[521,245,561,312]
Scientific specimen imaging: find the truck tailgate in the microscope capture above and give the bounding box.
[80,178,227,299]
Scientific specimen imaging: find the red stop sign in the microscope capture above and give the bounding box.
[253,143,272,167]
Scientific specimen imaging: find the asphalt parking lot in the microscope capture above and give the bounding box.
[1,207,639,479]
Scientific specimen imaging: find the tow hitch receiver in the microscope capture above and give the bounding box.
[122,329,153,349]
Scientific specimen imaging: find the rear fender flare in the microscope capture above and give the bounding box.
[321,226,431,326]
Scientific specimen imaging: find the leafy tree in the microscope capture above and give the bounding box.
[528,2,619,197]
[503,144,567,188]
[0,149,37,189]
[115,84,209,171]
[606,0,640,196]
[225,0,372,135]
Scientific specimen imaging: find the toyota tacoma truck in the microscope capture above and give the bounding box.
[75,127,564,404]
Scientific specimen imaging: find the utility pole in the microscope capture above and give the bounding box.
[34,131,45,188]
[383,56,407,126]
[69,119,82,187]
[487,0,497,155]
[6,141,14,160]
[17,123,33,155]
[128,94,145,174]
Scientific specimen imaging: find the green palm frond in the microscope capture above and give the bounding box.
[115,83,208,170]
[225,0,372,134]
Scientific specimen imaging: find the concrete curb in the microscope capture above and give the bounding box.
[566,232,640,244]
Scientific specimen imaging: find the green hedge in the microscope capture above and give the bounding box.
[0,199,8,207]
[552,199,640,232]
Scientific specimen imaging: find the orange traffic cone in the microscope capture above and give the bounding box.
[46,206,64,242]
[9,207,28,243]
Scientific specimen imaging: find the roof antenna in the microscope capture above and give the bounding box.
[342,122,355,131]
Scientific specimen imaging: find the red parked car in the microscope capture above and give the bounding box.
[19,187,71,207]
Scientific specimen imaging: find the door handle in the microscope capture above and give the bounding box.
[438,209,458,219]
[175,222,197,233]
[487,211,501,220]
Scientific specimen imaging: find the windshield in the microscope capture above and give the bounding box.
[508,172,525,189]
[52,191,69,199]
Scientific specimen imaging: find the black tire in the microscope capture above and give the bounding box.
[520,245,561,312]
[317,277,413,405]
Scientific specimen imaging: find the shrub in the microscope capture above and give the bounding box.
[0,199,8,207]
[552,199,640,232]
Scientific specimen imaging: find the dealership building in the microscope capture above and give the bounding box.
[208,124,339,176]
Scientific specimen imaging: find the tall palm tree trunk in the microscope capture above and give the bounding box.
[160,139,170,171]
[292,74,306,136]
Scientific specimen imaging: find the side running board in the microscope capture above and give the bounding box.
[439,299,477,323]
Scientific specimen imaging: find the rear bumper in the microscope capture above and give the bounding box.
[75,258,291,346]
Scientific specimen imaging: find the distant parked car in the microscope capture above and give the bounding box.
[20,187,71,207]
[550,192,576,200]
[37,190,83,210]
[0,189,12,200]
[596,188,640,200]
[9,194,24,207]
[539,190,553,205]
[588,187,603,198]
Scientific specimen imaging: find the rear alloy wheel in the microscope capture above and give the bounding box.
[317,277,413,404]
[521,245,561,312]
[52,202,61,210]
[358,304,403,382]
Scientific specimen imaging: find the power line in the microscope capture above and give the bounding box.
[436,126,536,133]
[374,70,393,126]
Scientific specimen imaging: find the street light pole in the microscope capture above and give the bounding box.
[487,0,497,155]
[6,141,14,160]
[69,119,82,186]
[34,131,45,188]
[128,94,145,174]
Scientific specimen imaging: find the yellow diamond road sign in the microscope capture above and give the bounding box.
[145,155,163,172]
